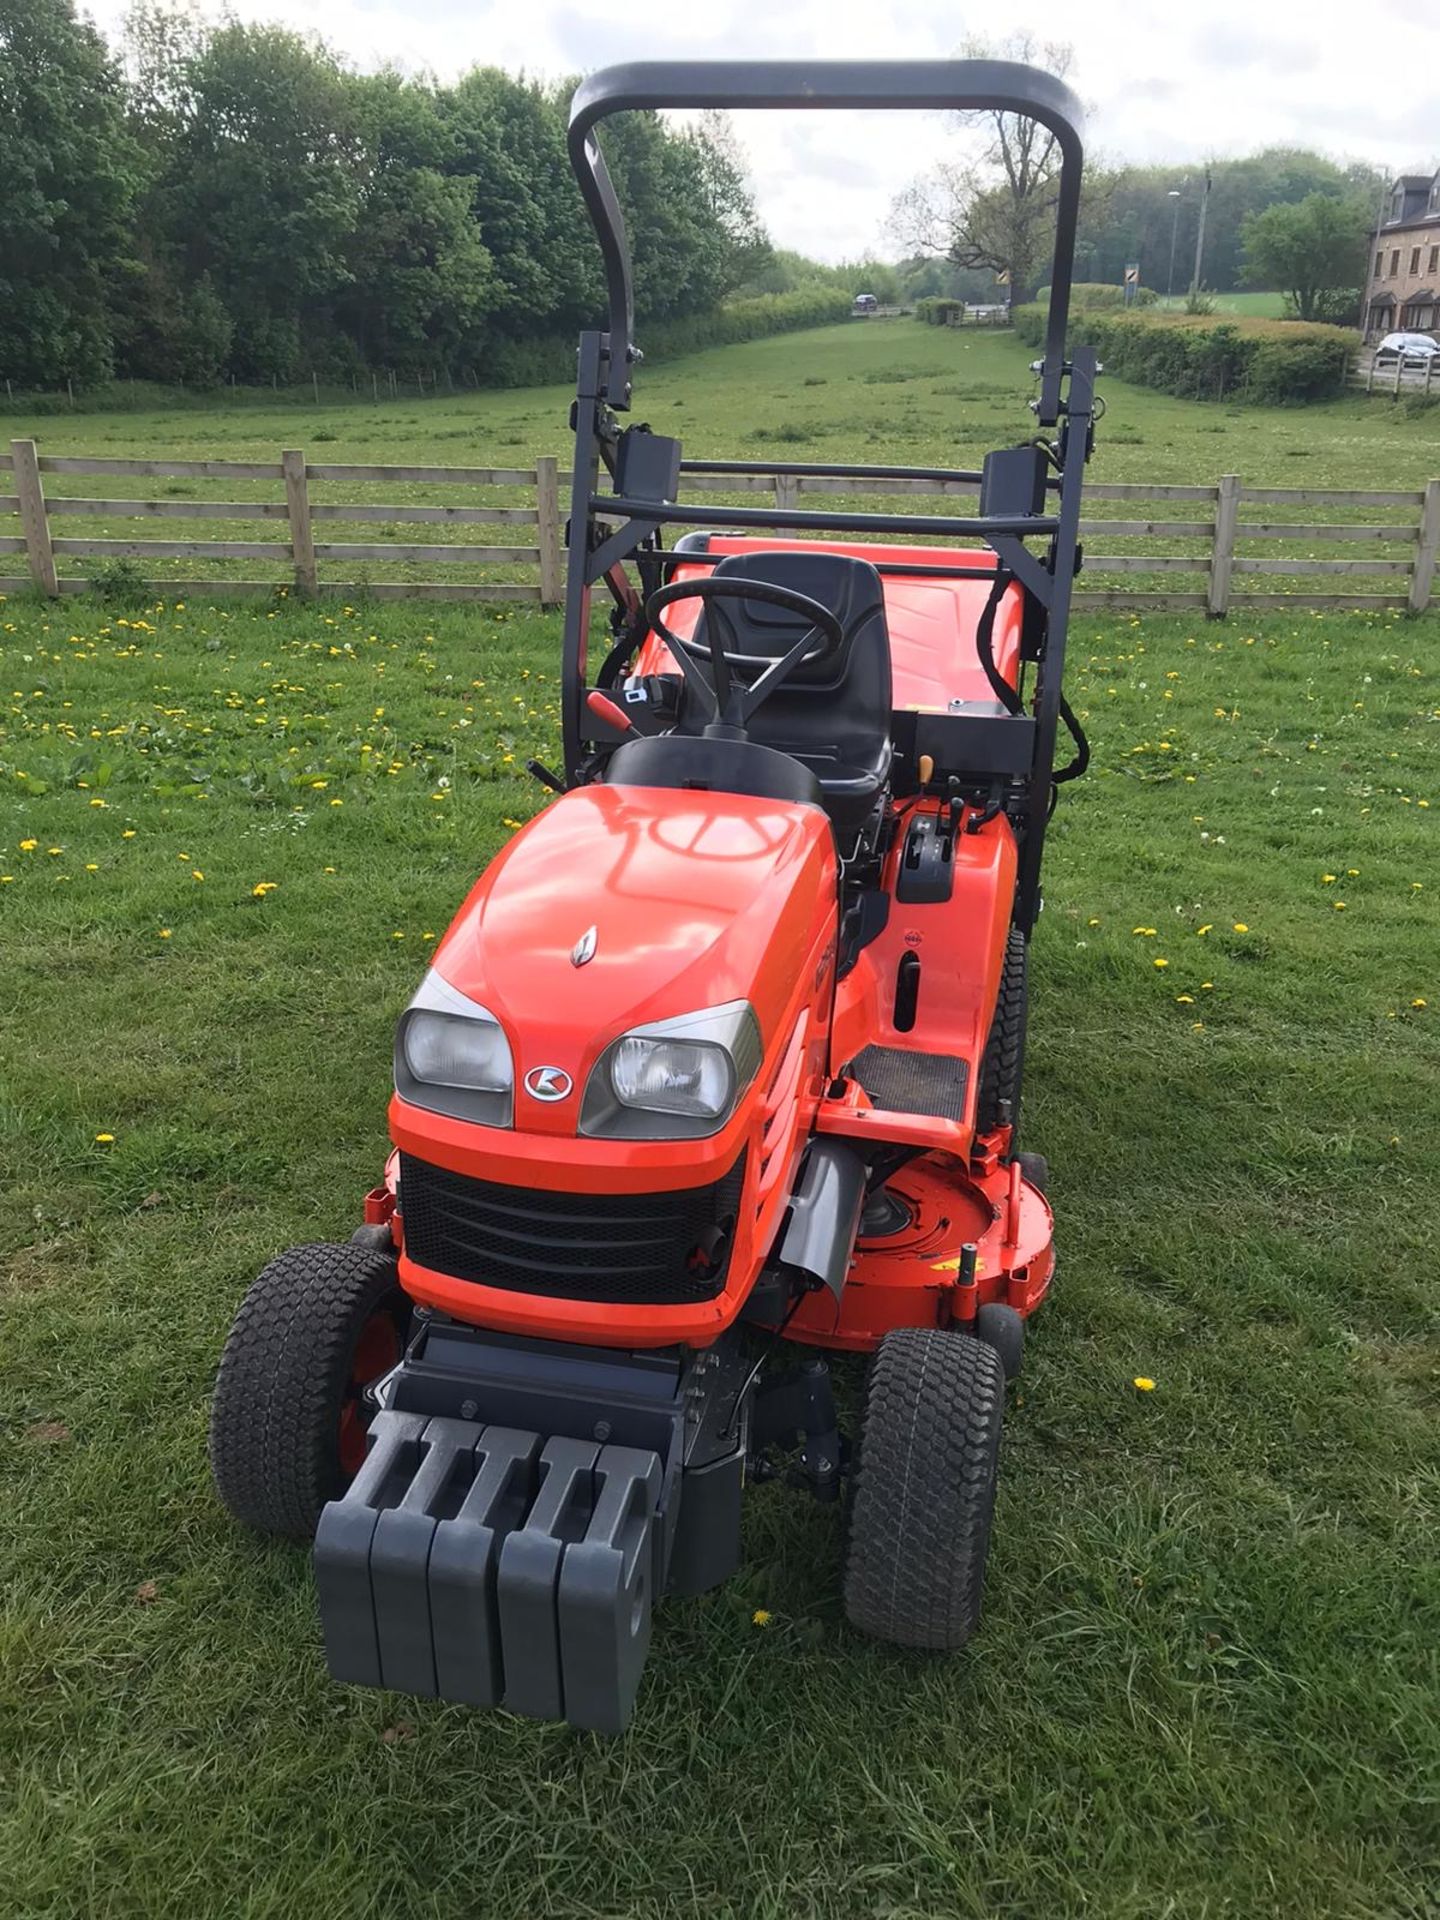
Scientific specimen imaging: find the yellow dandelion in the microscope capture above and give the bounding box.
[1153,957,1169,969]
[1233,922,1248,933]
[752,1609,772,1628]
[1413,998,1428,1010]
[158,928,171,938]
[1196,924,1212,936]
[1321,874,1336,884]
[1133,1377,1156,1392]
[95,1132,115,1144]
[19,839,36,851]
[122,829,136,839]
[192,870,204,882]
[1333,901,1346,911]
[1176,994,1194,1004]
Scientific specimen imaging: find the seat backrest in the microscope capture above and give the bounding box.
[690,550,892,760]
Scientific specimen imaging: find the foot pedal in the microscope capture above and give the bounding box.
[851,1044,969,1121]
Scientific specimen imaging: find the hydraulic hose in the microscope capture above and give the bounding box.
[976,569,1023,714]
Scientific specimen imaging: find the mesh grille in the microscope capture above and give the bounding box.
[398,1151,747,1305]
[851,1045,970,1121]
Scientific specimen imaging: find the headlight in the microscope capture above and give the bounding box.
[582,1001,761,1139]
[395,971,513,1126]
[403,1013,511,1092]
[612,1035,733,1119]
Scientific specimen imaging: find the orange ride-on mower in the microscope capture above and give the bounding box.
[210,58,1096,1734]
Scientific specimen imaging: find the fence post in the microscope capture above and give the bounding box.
[1409,478,1440,614]
[12,439,58,597]
[774,472,799,512]
[535,455,563,609]
[282,449,318,597]
[1208,474,1240,617]
[1393,355,1403,399]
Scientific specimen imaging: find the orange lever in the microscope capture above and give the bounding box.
[586,689,639,738]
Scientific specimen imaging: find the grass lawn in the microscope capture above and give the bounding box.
[2,577,1436,1916]
[5,317,1431,497]
[8,318,1434,607]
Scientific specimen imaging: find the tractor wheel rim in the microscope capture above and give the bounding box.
[337,1311,402,1478]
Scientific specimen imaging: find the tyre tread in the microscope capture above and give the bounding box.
[843,1329,1004,1650]
[209,1242,401,1540]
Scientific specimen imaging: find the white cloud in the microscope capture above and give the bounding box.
[84,0,1440,259]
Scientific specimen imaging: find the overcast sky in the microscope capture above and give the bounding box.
[86,0,1440,261]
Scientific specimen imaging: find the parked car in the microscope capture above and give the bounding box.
[1374,331,1440,365]
[853,292,879,315]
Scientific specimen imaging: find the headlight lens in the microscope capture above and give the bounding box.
[611,1035,733,1119]
[395,971,513,1126]
[403,1011,511,1092]
[582,1000,761,1139]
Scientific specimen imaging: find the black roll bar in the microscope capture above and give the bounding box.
[567,59,1085,421]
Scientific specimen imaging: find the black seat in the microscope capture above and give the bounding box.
[680,551,893,830]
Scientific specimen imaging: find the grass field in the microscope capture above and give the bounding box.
[5,316,1428,500]
[2,573,1437,1916]
[8,317,1436,607]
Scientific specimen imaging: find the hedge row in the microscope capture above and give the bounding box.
[1035,281,1158,311]
[1012,304,1354,404]
[4,288,857,413]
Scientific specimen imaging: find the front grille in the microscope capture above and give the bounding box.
[398,1151,747,1305]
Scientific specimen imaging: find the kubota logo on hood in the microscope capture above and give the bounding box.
[524,1065,573,1102]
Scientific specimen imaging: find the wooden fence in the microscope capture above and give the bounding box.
[1351,350,1440,397]
[3,439,1439,615]
[0,442,565,606]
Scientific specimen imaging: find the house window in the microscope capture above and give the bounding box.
[1430,246,1439,275]
[1375,250,1385,277]
[1391,250,1401,275]
[1411,247,1422,274]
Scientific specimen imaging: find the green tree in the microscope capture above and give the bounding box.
[1241,192,1372,322]
[163,24,364,379]
[0,0,139,385]
[339,73,498,372]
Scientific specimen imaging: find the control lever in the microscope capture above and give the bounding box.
[585,688,640,739]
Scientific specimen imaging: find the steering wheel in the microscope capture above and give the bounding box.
[642,576,846,733]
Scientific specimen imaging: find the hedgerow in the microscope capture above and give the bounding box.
[1012,305,1354,403]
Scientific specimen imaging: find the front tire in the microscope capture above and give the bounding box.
[843,1329,1005,1650]
[210,1242,409,1540]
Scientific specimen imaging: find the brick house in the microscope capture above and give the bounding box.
[1364,171,1440,340]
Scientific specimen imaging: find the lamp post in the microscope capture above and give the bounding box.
[1166,188,1182,302]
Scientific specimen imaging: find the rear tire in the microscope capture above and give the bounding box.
[843,1329,1005,1650]
[209,1242,409,1541]
[976,929,1027,1134]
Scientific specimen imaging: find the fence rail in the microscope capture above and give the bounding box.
[0,441,564,606]
[1351,351,1439,397]
[3,440,1439,615]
